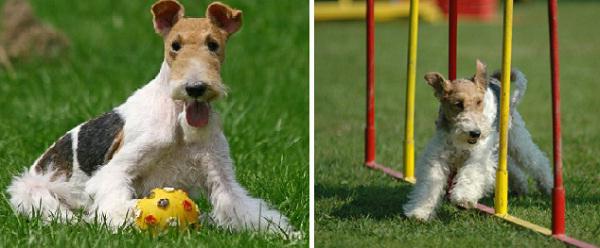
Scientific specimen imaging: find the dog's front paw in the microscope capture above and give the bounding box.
[199,212,215,226]
[449,193,477,209]
[536,177,553,196]
[403,205,435,221]
[510,183,529,197]
[284,230,304,240]
[90,199,137,229]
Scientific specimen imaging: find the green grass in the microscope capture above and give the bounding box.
[0,0,308,247]
[315,1,600,247]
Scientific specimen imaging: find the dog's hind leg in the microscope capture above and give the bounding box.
[509,111,553,195]
[508,156,529,196]
[7,168,76,221]
[7,132,84,222]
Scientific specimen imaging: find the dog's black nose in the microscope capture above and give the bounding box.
[185,83,207,98]
[469,130,481,138]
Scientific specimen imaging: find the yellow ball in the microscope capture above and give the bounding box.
[134,187,201,231]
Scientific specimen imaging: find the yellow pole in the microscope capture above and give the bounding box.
[495,0,513,216]
[339,0,352,6]
[403,0,419,183]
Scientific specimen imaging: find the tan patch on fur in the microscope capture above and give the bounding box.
[151,0,242,101]
[164,18,226,101]
[104,129,124,162]
[425,60,489,127]
[441,79,485,120]
[34,134,73,181]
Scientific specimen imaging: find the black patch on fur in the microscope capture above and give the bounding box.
[489,77,501,102]
[34,133,73,179]
[77,110,124,176]
[486,77,503,130]
[491,70,516,82]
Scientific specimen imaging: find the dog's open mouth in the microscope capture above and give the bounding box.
[467,139,478,144]
[185,101,210,128]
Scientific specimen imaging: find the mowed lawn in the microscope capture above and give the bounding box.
[316,1,600,247]
[0,0,308,247]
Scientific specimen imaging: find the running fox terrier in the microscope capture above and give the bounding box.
[403,60,553,221]
[7,0,297,237]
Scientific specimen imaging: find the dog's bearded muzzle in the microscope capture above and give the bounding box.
[169,79,226,129]
[451,115,490,145]
[170,80,225,102]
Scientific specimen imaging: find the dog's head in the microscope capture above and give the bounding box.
[151,0,241,127]
[425,60,492,146]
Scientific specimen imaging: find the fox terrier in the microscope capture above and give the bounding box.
[403,60,554,221]
[7,0,297,237]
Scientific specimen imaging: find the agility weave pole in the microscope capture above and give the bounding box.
[364,0,413,181]
[544,1,594,246]
[494,0,513,217]
[364,0,597,246]
[402,0,419,183]
[477,0,594,246]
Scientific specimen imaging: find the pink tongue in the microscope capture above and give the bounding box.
[186,101,210,128]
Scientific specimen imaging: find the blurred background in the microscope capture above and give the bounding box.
[315,0,501,22]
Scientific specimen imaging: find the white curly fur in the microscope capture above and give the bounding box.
[8,61,298,238]
[403,69,553,221]
[7,0,298,238]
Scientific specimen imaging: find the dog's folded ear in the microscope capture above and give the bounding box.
[151,0,185,36]
[474,59,488,89]
[425,72,451,98]
[206,2,242,36]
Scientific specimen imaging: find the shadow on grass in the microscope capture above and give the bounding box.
[316,183,412,220]
[316,182,467,224]
[316,181,594,224]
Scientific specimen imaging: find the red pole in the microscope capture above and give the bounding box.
[449,0,457,80]
[444,0,458,192]
[365,0,376,167]
[548,0,565,236]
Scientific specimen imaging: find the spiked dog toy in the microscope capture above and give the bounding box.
[134,187,200,231]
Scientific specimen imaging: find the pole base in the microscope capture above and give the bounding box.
[365,161,416,184]
[471,203,597,248]
[554,234,598,248]
[364,166,596,247]
[552,187,566,235]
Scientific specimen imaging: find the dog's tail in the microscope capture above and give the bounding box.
[492,69,527,108]
[7,167,78,221]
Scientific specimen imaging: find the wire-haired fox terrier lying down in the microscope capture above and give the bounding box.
[403,60,554,221]
[7,0,297,237]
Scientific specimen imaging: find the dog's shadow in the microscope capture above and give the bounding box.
[316,182,461,224]
[316,182,412,220]
[316,180,591,224]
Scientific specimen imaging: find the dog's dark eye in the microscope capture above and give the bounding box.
[477,100,482,105]
[455,101,464,109]
[207,41,219,52]
[171,41,181,52]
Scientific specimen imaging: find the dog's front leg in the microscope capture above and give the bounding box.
[449,155,496,209]
[403,157,450,221]
[200,133,298,238]
[84,144,142,228]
